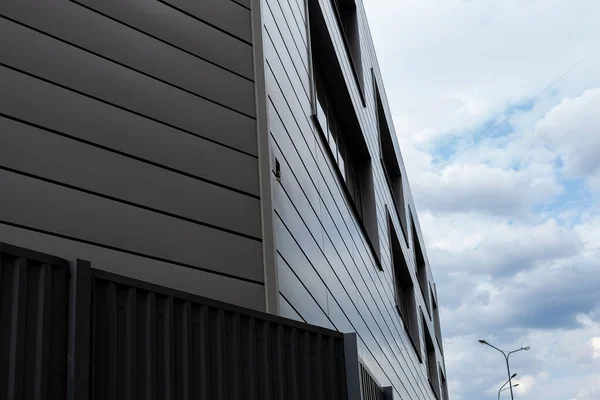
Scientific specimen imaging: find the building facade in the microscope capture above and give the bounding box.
[0,0,447,398]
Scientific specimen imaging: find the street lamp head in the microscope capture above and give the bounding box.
[501,383,520,393]
[511,373,517,378]
[479,339,488,344]
[522,345,531,351]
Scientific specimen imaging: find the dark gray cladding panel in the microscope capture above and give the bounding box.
[0,169,264,283]
[0,0,264,294]
[0,0,255,117]
[276,253,334,331]
[234,0,252,10]
[279,293,304,322]
[0,225,266,311]
[74,0,254,79]
[0,117,262,239]
[0,67,259,196]
[0,18,257,156]
[161,0,252,43]
[274,213,327,313]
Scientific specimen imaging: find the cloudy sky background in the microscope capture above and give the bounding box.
[363,1,600,399]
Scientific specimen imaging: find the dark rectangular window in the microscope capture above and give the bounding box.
[423,313,441,399]
[411,211,431,315]
[375,76,407,243]
[440,368,449,400]
[310,0,380,264]
[388,211,420,361]
[432,285,443,352]
[330,0,364,98]
[315,72,362,216]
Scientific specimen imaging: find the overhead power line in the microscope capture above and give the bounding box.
[411,44,599,191]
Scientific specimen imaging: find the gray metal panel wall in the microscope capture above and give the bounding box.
[0,0,265,310]
[0,243,70,400]
[88,268,348,400]
[263,0,446,399]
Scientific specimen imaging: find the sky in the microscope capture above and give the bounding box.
[362,1,600,399]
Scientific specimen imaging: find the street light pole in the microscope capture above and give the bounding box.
[479,340,530,400]
[497,373,517,400]
[505,351,514,400]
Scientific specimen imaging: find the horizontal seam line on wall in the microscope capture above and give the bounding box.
[231,0,251,12]
[277,251,334,326]
[264,9,310,97]
[266,0,309,72]
[279,292,308,323]
[1,14,257,120]
[0,63,259,159]
[0,113,260,200]
[278,0,307,47]
[0,220,265,286]
[158,0,253,46]
[70,0,254,82]
[0,166,263,243]
[287,0,306,25]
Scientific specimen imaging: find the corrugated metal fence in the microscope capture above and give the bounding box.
[0,243,70,400]
[89,270,347,400]
[0,242,355,400]
[359,363,388,400]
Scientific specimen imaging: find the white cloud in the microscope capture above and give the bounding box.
[437,254,600,336]
[531,87,600,189]
[414,163,561,215]
[574,213,600,252]
[572,378,600,400]
[591,337,600,360]
[420,214,582,278]
[513,375,535,395]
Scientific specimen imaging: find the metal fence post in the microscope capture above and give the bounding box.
[383,386,394,400]
[343,332,362,400]
[67,259,92,400]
